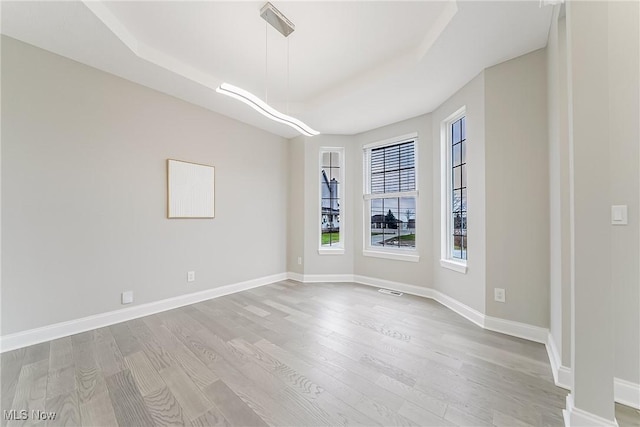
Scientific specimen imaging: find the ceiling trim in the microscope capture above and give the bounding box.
[304,0,458,108]
[83,0,458,111]
[415,0,458,61]
[82,0,222,93]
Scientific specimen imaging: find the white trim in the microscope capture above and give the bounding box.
[287,272,305,283]
[547,332,562,384]
[319,147,345,253]
[614,378,640,410]
[440,258,468,273]
[353,275,431,297]
[298,274,354,283]
[563,394,619,427]
[429,287,485,328]
[484,315,548,344]
[546,334,639,409]
[362,132,418,150]
[559,366,573,390]
[318,248,345,255]
[546,332,573,390]
[0,273,287,353]
[363,191,418,201]
[362,250,420,263]
[440,106,467,264]
[363,135,419,259]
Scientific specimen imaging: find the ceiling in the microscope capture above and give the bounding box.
[1,1,553,138]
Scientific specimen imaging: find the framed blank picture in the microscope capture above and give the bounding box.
[167,159,215,218]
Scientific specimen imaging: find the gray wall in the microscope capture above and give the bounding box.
[608,0,640,385]
[300,135,355,276]
[1,37,288,335]
[484,49,549,328]
[353,114,434,287]
[546,0,640,392]
[567,1,615,418]
[431,73,486,313]
[287,136,305,275]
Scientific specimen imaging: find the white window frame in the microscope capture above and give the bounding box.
[319,147,345,255]
[363,133,419,263]
[440,107,467,273]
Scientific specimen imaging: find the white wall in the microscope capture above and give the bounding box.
[1,37,288,335]
[353,114,433,287]
[547,7,572,369]
[431,73,486,313]
[484,49,549,328]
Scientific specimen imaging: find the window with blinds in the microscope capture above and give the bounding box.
[370,142,416,194]
[364,136,417,254]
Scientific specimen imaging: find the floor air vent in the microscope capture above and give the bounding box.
[378,288,403,296]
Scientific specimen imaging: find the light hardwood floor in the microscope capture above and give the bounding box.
[1,280,639,426]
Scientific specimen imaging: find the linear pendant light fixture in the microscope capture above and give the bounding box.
[216,83,318,137]
[216,3,319,137]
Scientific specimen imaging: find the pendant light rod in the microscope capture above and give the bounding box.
[216,3,318,137]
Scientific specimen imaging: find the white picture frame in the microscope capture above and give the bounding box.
[167,159,215,219]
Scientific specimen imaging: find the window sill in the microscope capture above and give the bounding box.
[318,248,345,255]
[363,249,419,263]
[440,259,467,274]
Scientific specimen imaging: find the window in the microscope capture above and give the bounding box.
[441,108,467,272]
[319,148,344,254]
[364,134,418,262]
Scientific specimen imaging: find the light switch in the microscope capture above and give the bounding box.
[611,205,628,225]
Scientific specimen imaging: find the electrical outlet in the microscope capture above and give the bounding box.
[297,257,302,265]
[121,291,133,305]
[187,271,195,282]
[611,205,628,225]
[494,288,506,303]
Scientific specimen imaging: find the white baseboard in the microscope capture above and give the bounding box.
[483,315,548,344]
[546,332,572,390]
[614,377,640,410]
[286,272,305,283]
[547,332,562,385]
[302,273,354,283]
[0,272,287,353]
[564,394,619,427]
[353,274,432,298]
[558,367,573,390]
[429,288,485,328]
[546,334,640,410]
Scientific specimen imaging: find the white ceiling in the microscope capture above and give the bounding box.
[1,1,553,138]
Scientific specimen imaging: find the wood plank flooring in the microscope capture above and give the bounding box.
[1,280,638,426]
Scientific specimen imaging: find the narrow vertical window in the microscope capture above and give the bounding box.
[319,148,344,254]
[441,108,467,272]
[451,116,467,260]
